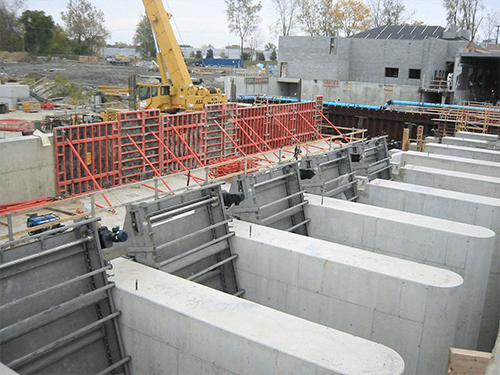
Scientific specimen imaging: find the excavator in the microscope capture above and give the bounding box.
[137,0,227,112]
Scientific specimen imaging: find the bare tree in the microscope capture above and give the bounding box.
[478,9,500,43]
[368,0,415,26]
[225,0,262,60]
[61,0,109,55]
[298,0,336,36]
[443,0,483,40]
[271,0,301,37]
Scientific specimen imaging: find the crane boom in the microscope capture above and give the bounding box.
[137,0,227,112]
[143,0,192,88]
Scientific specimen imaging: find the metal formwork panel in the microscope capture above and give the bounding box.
[118,109,162,183]
[162,111,206,172]
[123,183,243,296]
[54,121,121,197]
[299,147,358,200]
[205,103,238,163]
[350,136,392,180]
[229,161,309,235]
[235,105,271,155]
[0,218,130,375]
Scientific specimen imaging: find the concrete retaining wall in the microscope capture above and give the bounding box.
[425,143,500,163]
[358,179,500,351]
[455,131,499,142]
[231,220,462,375]
[304,194,494,350]
[442,136,491,148]
[109,258,405,375]
[396,164,500,199]
[0,135,56,204]
[391,150,500,178]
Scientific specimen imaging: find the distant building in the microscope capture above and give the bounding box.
[229,26,500,105]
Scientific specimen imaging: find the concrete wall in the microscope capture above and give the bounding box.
[396,164,500,199]
[425,142,500,163]
[231,220,462,375]
[109,258,405,375]
[304,194,495,350]
[357,179,500,351]
[0,135,57,204]
[391,150,500,178]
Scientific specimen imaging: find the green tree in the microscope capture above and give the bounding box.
[256,50,265,60]
[225,0,262,59]
[206,48,214,58]
[265,42,277,60]
[133,13,155,58]
[19,10,54,53]
[0,0,25,51]
[45,25,72,55]
[298,0,336,36]
[61,0,109,55]
[332,0,371,37]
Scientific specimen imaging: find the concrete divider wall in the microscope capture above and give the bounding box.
[358,179,500,351]
[425,143,500,163]
[391,150,500,178]
[231,220,462,375]
[397,164,500,199]
[109,258,405,375]
[304,194,495,350]
[442,137,491,148]
[455,131,499,142]
[0,135,56,204]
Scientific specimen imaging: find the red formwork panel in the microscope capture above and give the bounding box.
[161,111,206,173]
[118,109,162,183]
[204,103,238,163]
[235,105,271,155]
[54,121,121,197]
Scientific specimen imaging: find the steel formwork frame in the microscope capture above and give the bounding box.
[53,101,331,199]
[54,121,121,197]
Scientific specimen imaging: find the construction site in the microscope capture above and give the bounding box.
[3,0,500,374]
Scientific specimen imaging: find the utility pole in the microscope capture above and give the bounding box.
[496,25,500,44]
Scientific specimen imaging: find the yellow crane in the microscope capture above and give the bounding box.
[137,0,227,112]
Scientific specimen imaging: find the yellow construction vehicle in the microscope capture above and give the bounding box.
[137,0,227,112]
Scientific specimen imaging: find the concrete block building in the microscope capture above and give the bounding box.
[230,25,500,106]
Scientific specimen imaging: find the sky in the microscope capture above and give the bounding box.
[22,0,500,48]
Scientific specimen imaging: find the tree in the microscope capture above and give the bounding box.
[478,9,500,43]
[368,0,415,27]
[256,50,265,60]
[61,0,109,55]
[206,48,214,58]
[0,0,26,51]
[332,0,371,37]
[271,0,301,37]
[45,25,72,55]
[265,42,277,60]
[443,0,483,40]
[225,0,262,59]
[134,13,155,58]
[298,0,336,36]
[19,10,54,54]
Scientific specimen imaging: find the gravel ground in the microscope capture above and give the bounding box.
[0,59,226,90]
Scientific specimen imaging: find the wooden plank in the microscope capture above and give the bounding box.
[448,347,492,375]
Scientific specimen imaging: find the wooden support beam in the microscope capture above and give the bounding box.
[447,347,492,375]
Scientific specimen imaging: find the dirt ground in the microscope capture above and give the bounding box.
[0,59,226,91]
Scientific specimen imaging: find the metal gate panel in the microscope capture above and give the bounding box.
[123,183,242,296]
[229,161,309,235]
[0,218,130,375]
[350,136,392,180]
[162,112,206,172]
[118,109,162,183]
[299,147,358,200]
[54,121,121,197]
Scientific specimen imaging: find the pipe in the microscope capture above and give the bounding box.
[383,99,500,112]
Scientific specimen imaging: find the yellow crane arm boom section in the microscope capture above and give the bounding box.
[142,0,193,88]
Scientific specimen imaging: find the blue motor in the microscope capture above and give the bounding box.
[27,213,64,235]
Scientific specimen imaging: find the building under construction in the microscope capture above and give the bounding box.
[1,92,500,374]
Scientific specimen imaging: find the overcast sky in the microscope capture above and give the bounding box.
[24,0,500,48]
